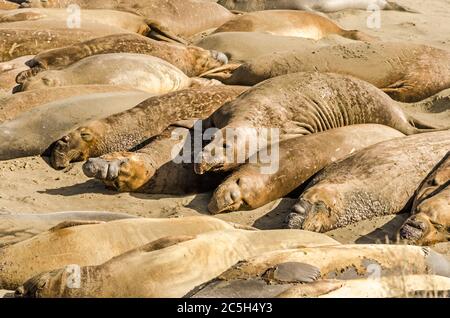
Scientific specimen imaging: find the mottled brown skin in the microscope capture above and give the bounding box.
[0,85,136,124]
[0,26,127,63]
[195,72,439,175]
[83,123,228,195]
[288,131,450,233]
[213,10,376,42]
[400,152,450,245]
[51,86,247,169]
[217,42,450,103]
[208,125,404,214]
[21,0,234,39]
[16,33,228,83]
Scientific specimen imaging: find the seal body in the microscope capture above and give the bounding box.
[0,216,240,290]
[20,53,191,94]
[0,91,152,160]
[50,86,247,169]
[20,0,234,39]
[221,42,450,102]
[189,244,447,297]
[196,72,438,174]
[16,33,228,82]
[208,125,404,214]
[400,152,450,245]
[0,8,149,34]
[0,85,138,124]
[0,26,129,62]
[288,130,450,232]
[218,0,415,13]
[0,211,137,247]
[213,10,375,41]
[18,229,338,297]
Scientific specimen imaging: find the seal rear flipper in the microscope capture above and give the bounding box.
[386,1,420,13]
[146,21,189,45]
[407,116,447,134]
[198,63,242,82]
[49,220,105,231]
[15,66,44,84]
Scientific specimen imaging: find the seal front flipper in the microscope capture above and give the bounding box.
[199,63,242,81]
[49,220,105,231]
[276,280,344,298]
[146,20,189,45]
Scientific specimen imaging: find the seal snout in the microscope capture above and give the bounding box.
[210,50,229,65]
[208,179,243,214]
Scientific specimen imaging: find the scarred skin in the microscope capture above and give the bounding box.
[400,152,450,245]
[16,33,228,83]
[208,125,404,214]
[287,131,450,233]
[195,72,439,175]
[217,0,416,12]
[188,244,449,298]
[50,86,247,169]
[82,122,228,194]
[16,229,338,298]
[0,27,128,62]
[216,42,450,102]
[213,10,376,41]
[20,0,234,39]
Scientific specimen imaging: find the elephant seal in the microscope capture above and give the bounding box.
[0,216,246,290]
[0,91,152,160]
[213,10,376,41]
[0,26,130,63]
[16,33,228,82]
[83,121,228,194]
[19,53,196,94]
[188,244,449,297]
[210,42,450,102]
[195,32,354,63]
[50,86,247,169]
[20,0,234,41]
[208,125,404,214]
[0,8,149,34]
[0,85,138,124]
[288,130,450,232]
[0,55,32,94]
[278,275,450,298]
[400,152,450,246]
[218,0,416,13]
[195,72,439,175]
[16,229,338,297]
[0,211,137,247]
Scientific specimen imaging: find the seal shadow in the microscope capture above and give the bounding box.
[38,179,118,196]
[252,198,298,229]
[355,213,410,244]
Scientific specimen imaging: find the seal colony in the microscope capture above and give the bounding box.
[1,0,450,299]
